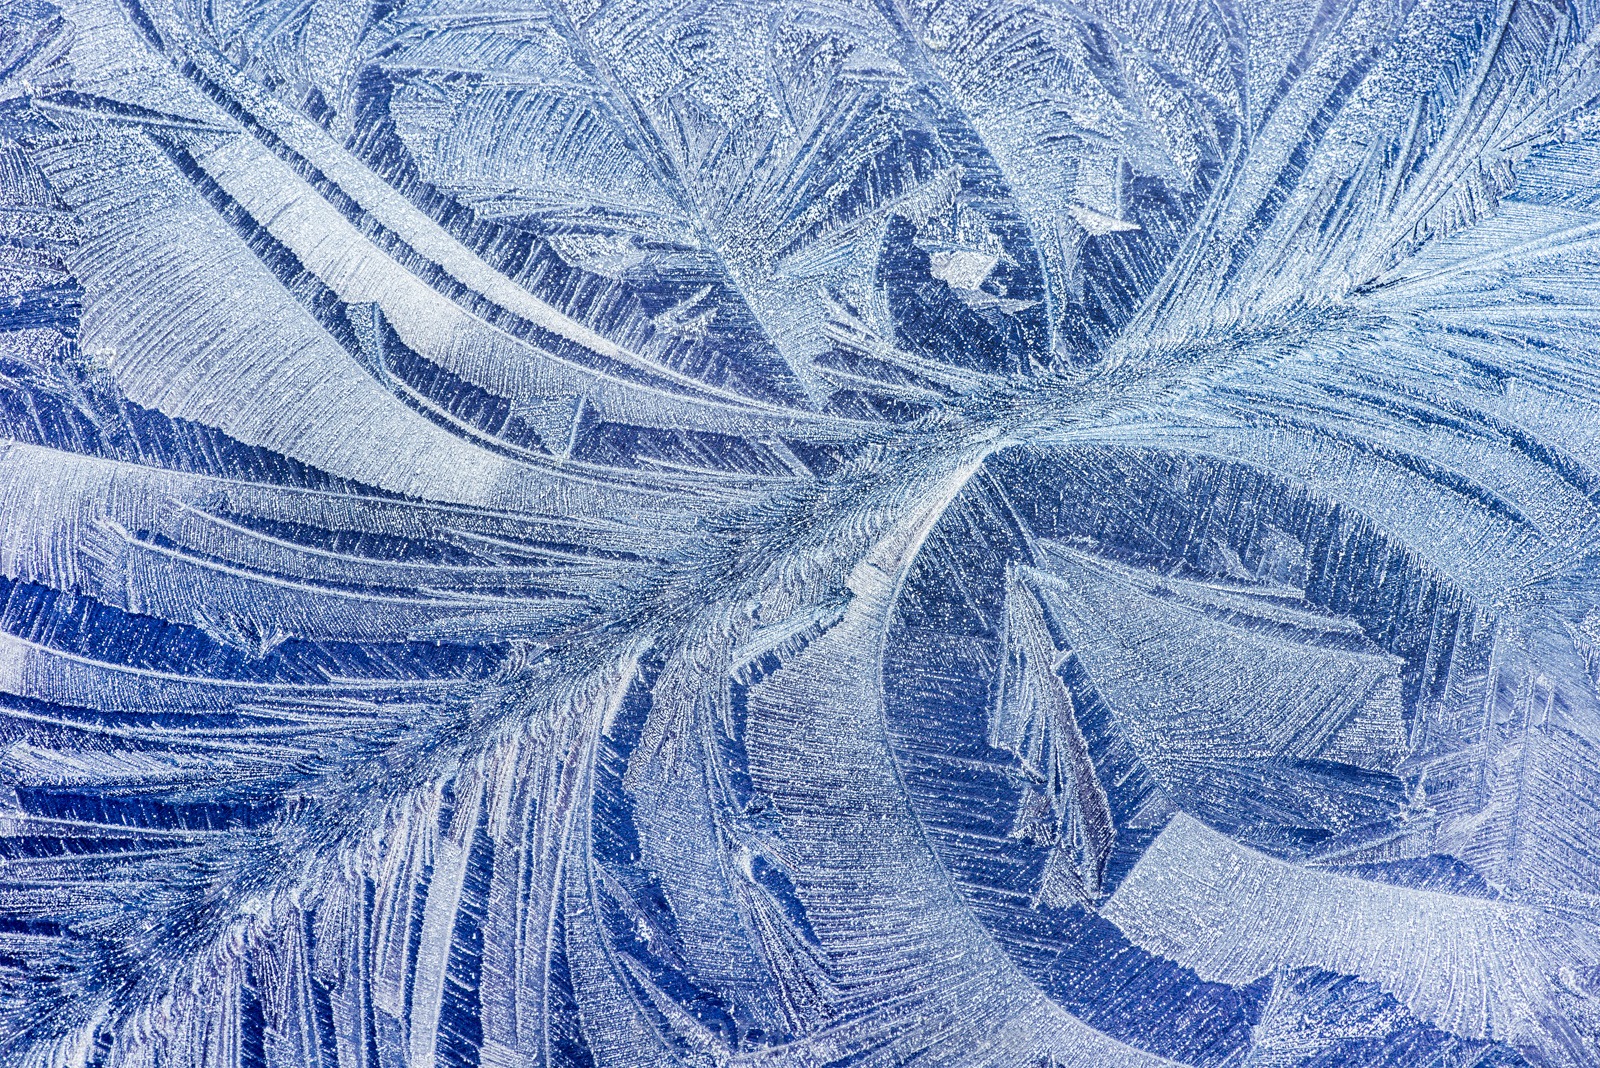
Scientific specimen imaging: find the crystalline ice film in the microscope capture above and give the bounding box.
[0,0,1598,1063]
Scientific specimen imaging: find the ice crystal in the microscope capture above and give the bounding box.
[0,0,1598,1064]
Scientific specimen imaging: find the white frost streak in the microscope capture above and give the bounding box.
[1102,813,1593,1058]
[199,58,650,377]
[190,130,822,439]
[1027,542,1407,769]
[39,130,516,504]
[409,774,485,1068]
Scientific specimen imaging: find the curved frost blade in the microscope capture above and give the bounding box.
[1102,813,1597,1063]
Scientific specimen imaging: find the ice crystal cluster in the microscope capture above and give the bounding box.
[1,0,1600,1064]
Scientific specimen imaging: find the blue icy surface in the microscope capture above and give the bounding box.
[0,0,1599,1065]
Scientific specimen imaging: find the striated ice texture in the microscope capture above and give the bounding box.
[1,0,1599,1064]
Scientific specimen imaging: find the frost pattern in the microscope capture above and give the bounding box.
[0,0,1599,1065]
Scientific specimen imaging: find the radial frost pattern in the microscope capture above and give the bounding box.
[0,0,1599,1064]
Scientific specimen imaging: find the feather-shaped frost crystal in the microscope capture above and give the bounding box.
[1,0,1599,1064]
